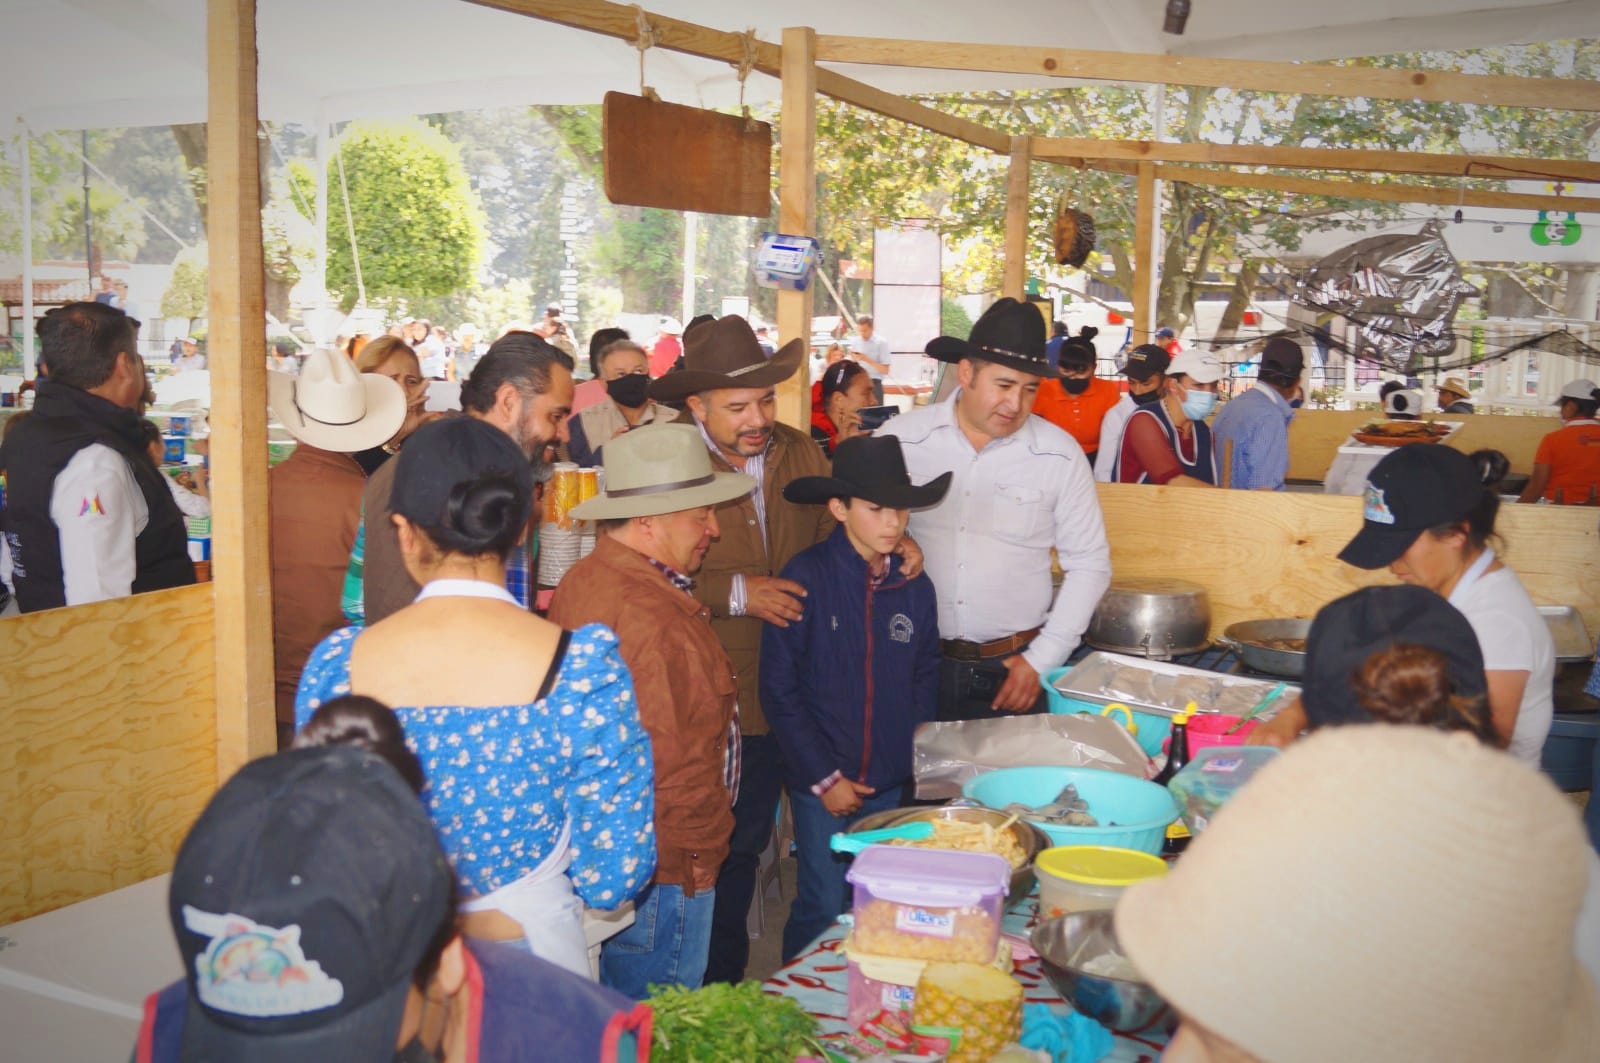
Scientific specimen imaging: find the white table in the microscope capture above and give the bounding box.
[1323,421,1464,495]
[0,875,180,1062]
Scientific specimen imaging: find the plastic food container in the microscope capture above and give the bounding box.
[1034,846,1168,920]
[1175,713,1260,754]
[1167,746,1281,834]
[840,932,1012,1028]
[961,766,1180,855]
[847,846,1010,963]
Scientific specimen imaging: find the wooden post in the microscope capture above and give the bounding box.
[776,26,817,431]
[1132,161,1156,342]
[207,0,275,778]
[1002,135,1031,300]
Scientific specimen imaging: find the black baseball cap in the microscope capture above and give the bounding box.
[389,416,535,529]
[1337,444,1482,569]
[1122,344,1171,382]
[1302,585,1487,730]
[1260,336,1305,379]
[168,746,453,1062]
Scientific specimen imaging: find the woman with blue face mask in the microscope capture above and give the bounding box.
[1115,348,1221,487]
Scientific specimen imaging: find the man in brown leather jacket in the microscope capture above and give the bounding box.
[548,423,756,999]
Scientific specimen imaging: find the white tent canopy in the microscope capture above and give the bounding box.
[6,0,1600,132]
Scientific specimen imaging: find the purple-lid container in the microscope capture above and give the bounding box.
[846,845,1010,909]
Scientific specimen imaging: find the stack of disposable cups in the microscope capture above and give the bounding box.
[537,462,583,586]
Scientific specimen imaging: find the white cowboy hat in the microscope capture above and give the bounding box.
[570,423,755,521]
[268,348,406,452]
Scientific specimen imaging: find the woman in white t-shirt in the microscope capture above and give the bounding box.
[1331,444,1554,765]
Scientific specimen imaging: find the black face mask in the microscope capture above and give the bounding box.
[1131,386,1163,406]
[606,373,651,410]
[1060,375,1091,395]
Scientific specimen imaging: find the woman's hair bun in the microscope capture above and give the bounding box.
[436,471,532,557]
[1077,326,1099,342]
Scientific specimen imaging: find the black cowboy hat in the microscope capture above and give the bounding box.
[648,315,805,402]
[783,435,952,509]
[924,297,1058,378]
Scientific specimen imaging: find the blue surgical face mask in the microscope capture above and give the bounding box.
[1179,385,1217,421]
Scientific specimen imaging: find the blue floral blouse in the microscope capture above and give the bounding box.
[295,623,656,908]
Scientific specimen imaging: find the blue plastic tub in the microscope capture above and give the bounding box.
[961,765,1179,855]
[1043,665,1173,758]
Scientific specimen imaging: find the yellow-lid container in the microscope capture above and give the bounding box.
[1035,845,1169,887]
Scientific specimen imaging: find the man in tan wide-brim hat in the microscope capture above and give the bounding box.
[648,315,841,983]
[1436,373,1475,414]
[548,423,754,998]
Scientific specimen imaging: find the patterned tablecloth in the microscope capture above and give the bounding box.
[761,895,1171,1062]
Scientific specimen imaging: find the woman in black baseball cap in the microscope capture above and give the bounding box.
[1256,444,1553,766]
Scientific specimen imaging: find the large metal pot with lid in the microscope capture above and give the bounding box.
[1085,577,1211,660]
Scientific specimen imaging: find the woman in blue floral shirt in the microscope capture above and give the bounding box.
[297,418,655,977]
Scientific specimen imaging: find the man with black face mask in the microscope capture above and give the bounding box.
[1094,344,1171,483]
[1030,326,1121,464]
[563,339,676,468]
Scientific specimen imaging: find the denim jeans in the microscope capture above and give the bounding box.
[705,733,785,984]
[598,881,715,1001]
[783,783,906,963]
[937,654,1049,721]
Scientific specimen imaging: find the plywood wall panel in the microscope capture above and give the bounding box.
[0,585,217,923]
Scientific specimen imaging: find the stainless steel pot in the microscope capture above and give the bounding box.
[1219,618,1313,677]
[1084,577,1210,660]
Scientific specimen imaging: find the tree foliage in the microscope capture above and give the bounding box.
[161,244,208,318]
[326,119,485,311]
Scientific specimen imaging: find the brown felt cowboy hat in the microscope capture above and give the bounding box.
[647,315,805,402]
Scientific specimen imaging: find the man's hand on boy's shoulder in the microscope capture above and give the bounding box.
[893,533,924,578]
[747,575,807,627]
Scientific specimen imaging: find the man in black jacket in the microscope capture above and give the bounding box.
[0,302,193,612]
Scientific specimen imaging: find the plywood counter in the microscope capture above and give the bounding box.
[1286,409,1562,483]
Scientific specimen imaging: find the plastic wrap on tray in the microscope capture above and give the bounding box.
[1052,652,1299,719]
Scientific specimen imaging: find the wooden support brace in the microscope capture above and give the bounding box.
[1002,136,1031,300]
[1132,162,1156,342]
[776,26,817,431]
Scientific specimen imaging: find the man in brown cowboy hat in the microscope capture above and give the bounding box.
[645,315,842,983]
[883,297,1112,721]
[548,423,756,998]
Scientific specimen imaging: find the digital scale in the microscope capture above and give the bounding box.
[752,232,821,291]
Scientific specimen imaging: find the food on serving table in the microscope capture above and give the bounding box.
[1249,635,1306,653]
[852,898,1002,963]
[887,816,1028,870]
[911,961,1024,1063]
[644,981,823,1063]
[1004,781,1098,826]
[1353,420,1452,446]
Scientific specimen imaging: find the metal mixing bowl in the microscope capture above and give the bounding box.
[1031,910,1177,1035]
[846,804,1049,908]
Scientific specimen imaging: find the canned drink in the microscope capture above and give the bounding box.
[544,462,581,529]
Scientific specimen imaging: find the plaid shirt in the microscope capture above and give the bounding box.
[341,520,533,626]
[646,555,741,804]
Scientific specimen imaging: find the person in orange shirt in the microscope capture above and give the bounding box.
[1519,379,1600,505]
[1030,327,1121,462]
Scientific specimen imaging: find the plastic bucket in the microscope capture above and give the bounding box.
[1168,713,1259,755]
[961,766,1179,856]
[1034,846,1169,920]
[1043,667,1173,758]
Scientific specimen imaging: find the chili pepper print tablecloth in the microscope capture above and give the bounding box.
[761,897,1171,1062]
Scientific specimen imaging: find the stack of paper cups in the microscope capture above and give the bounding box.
[537,462,582,586]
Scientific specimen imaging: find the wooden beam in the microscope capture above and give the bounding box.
[813,68,1009,152]
[1132,162,1156,342]
[775,26,816,432]
[1002,136,1031,299]
[814,35,1600,114]
[1152,163,1600,215]
[1029,136,1600,185]
[207,0,275,778]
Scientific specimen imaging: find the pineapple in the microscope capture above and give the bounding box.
[912,961,1023,1063]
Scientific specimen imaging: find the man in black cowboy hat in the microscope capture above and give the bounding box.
[761,435,948,961]
[648,315,929,983]
[882,297,1112,720]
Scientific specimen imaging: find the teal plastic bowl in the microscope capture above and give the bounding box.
[1043,666,1173,758]
[962,765,1179,855]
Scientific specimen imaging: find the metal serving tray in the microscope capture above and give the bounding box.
[1052,651,1300,720]
[1539,606,1595,663]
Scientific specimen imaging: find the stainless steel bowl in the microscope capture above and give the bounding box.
[1085,577,1211,660]
[1220,618,1313,677]
[846,804,1049,908]
[1031,910,1177,1035]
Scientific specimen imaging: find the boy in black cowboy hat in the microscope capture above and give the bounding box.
[759,435,950,962]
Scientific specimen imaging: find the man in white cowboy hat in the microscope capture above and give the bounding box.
[1436,373,1475,414]
[645,314,841,984]
[268,348,406,746]
[548,423,756,999]
[883,297,1111,721]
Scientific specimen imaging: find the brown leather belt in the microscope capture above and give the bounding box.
[940,627,1042,662]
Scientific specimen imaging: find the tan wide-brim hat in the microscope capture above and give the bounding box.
[1439,375,1472,399]
[571,423,755,520]
[648,315,805,402]
[1115,726,1600,1063]
[268,348,407,452]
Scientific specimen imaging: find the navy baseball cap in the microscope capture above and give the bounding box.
[168,746,453,1062]
[1122,344,1171,382]
[1337,444,1482,570]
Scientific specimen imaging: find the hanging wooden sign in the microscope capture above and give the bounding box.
[602,92,772,218]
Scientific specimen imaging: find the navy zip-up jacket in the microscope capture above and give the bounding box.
[760,524,940,794]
